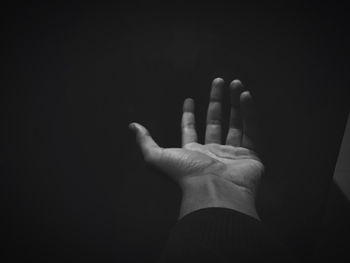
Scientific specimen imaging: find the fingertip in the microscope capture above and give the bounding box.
[210,78,225,101]
[129,122,143,133]
[240,91,252,101]
[213,77,225,85]
[183,98,195,112]
[240,91,256,118]
[128,122,136,130]
[230,79,244,89]
[232,79,242,85]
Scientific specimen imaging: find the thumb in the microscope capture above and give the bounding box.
[129,122,162,162]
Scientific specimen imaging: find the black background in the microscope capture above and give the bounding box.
[2,1,350,262]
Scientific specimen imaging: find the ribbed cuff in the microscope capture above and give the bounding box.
[158,208,293,263]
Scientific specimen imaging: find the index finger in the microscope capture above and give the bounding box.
[181,98,198,146]
[205,78,224,144]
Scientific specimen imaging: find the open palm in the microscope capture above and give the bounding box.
[130,78,263,196]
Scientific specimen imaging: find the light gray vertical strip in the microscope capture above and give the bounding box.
[334,112,350,201]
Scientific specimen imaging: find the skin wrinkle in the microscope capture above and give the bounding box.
[182,143,262,192]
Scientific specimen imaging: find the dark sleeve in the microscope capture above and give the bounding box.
[158,208,294,263]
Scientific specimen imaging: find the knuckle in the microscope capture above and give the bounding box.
[182,123,195,129]
[207,119,221,126]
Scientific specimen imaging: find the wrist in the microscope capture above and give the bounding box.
[178,174,259,221]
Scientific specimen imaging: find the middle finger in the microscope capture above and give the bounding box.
[205,78,224,144]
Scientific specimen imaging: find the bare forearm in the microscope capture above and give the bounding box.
[179,174,260,220]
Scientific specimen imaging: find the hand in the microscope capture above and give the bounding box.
[129,78,264,220]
